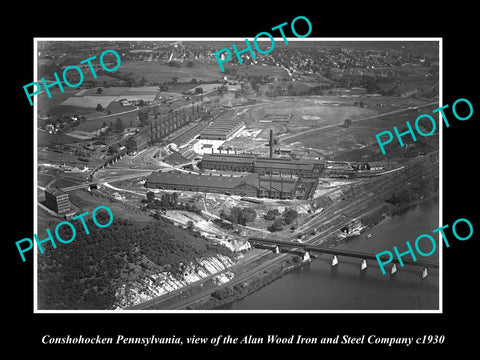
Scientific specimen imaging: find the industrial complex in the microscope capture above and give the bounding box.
[36,39,440,311]
[145,171,317,200]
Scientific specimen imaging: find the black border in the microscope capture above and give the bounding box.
[6,5,478,355]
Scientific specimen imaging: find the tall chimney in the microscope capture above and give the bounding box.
[269,129,273,158]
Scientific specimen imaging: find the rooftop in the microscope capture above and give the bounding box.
[146,171,259,189]
[45,188,68,197]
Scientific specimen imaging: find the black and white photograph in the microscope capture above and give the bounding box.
[6,6,478,356]
[33,38,441,311]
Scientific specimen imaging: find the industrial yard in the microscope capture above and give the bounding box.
[35,40,440,310]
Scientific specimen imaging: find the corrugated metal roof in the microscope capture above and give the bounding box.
[201,153,324,171]
[146,171,259,189]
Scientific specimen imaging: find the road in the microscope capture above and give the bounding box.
[140,153,439,310]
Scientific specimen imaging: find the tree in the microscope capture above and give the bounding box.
[96,103,103,111]
[195,87,204,94]
[219,210,227,220]
[146,191,155,203]
[287,83,294,95]
[172,77,178,83]
[268,218,284,232]
[114,118,124,132]
[241,208,256,224]
[282,208,298,225]
[264,209,281,220]
[186,221,195,232]
[229,207,244,224]
[137,109,149,123]
[96,88,103,94]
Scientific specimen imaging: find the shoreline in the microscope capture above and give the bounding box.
[199,194,440,310]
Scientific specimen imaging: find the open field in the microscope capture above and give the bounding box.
[232,64,290,79]
[214,95,438,161]
[37,89,81,115]
[37,130,88,147]
[118,61,224,83]
[60,95,118,108]
[282,106,439,161]
[59,86,162,108]
[232,97,377,128]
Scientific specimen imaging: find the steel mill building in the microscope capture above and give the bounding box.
[198,119,244,140]
[145,171,318,200]
[200,153,325,177]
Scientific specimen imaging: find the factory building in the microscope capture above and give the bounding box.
[125,132,150,152]
[44,188,71,214]
[145,171,259,197]
[201,153,257,172]
[144,171,317,200]
[198,119,244,140]
[201,153,324,178]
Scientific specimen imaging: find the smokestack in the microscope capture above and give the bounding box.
[269,129,273,158]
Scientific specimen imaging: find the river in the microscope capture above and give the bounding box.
[218,199,440,310]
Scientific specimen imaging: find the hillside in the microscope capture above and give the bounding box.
[37,215,232,310]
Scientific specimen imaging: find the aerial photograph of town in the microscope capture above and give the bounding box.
[35,39,440,311]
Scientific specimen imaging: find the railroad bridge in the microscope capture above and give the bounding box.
[248,237,439,277]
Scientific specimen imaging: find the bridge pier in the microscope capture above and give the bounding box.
[360,259,367,271]
[332,255,338,267]
[302,251,311,262]
[390,263,397,275]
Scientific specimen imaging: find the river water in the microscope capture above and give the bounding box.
[218,199,440,310]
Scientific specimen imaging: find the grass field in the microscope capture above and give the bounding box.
[60,96,118,108]
[282,104,439,161]
[38,130,87,147]
[234,64,290,79]
[238,97,376,127]
[37,89,80,115]
[119,60,224,83]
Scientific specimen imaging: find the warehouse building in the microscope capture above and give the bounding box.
[144,171,317,200]
[125,132,150,152]
[201,153,325,178]
[145,171,259,197]
[44,188,71,214]
[198,119,244,140]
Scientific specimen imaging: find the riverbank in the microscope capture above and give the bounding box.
[196,195,440,310]
[195,255,307,309]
